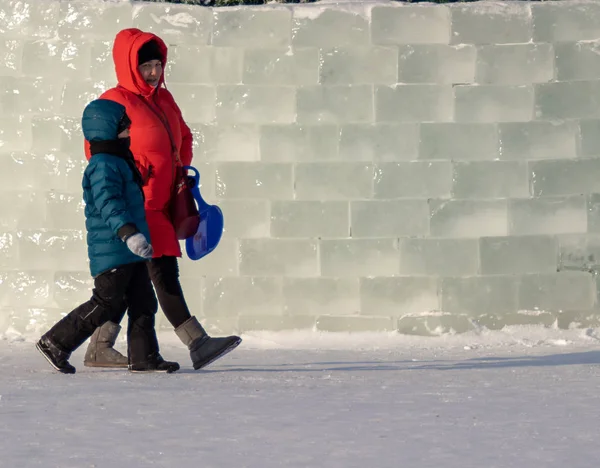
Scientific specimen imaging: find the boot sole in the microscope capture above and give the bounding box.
[84,362,129,369]
[193,338,242,370]
[36,342,75,374]
[128,367,179,374]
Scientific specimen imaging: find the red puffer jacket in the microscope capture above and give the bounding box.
[85,28,193,258]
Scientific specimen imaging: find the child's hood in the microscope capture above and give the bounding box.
[82,99,128,142]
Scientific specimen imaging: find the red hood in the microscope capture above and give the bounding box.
[112,28,168,97]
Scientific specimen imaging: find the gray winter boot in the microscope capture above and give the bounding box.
[83,321,128,368]
[175,316,241,370]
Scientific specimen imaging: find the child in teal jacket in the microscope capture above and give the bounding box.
[36,99,178,374]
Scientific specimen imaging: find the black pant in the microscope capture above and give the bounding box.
[110,256,192,329]
[46,262,159,363]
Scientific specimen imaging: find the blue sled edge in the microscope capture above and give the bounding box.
[183,166,224,261]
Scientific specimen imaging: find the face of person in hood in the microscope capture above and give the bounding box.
[138,59,162,87]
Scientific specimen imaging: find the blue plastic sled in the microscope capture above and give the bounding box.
[183,166,224,261]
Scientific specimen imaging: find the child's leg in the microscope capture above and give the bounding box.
[123,263,158,363]
[38,265,138,373]
[124,263,179,373]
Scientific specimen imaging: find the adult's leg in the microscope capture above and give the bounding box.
[148,256,242,370]
[146,256,191,328]
[125,262,179,373]
[83,305,128,368]
[37,265,135,373]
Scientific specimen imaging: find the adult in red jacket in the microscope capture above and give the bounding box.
[83,29,241,371]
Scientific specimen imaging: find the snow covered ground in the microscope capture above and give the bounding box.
[2,326,600,468]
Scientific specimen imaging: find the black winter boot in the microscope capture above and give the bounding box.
[36,335,76,374]
[175,316,241,370]
[129,352,180,373]
[127,314,180,373]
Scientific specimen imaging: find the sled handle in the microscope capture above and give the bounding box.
[183,165,211,212]
[183,165,199,189]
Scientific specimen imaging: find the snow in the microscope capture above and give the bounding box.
[2,326,600,467]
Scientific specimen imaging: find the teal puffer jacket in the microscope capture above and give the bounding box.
[81,99,151,277]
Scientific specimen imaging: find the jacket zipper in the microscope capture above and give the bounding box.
[136,93,179,207]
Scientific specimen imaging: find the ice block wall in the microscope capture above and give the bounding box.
[2,0,600,337]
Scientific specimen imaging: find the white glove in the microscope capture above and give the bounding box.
[125,233,153,259]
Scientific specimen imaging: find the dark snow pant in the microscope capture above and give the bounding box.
[45,262,159,364]
[111,256,192,330]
